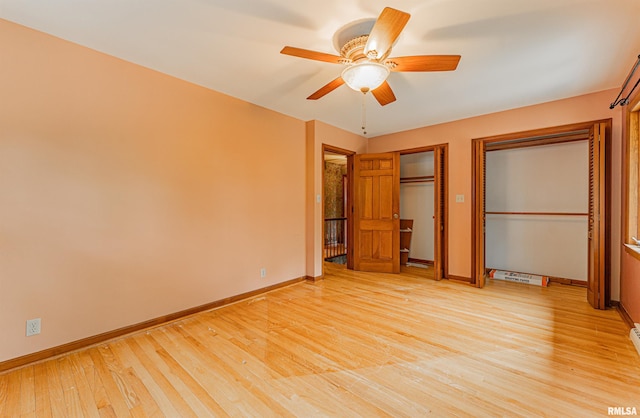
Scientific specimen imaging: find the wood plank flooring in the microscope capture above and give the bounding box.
[1,263,639,417]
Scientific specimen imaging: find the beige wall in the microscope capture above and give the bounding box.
[369,90,623,298]
[305,121,367,279]
[0,19,306,362]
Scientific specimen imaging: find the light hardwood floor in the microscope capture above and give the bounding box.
[1,263,639,417]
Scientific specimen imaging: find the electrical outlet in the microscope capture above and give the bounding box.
[26,318,41,336]
[260,268,266,278]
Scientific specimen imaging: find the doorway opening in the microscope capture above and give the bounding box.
[323,145,354,268]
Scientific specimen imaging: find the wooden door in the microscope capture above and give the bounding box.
[472,139,487,287]
[587,122,609,309]
[434,146,448,281]
[353,152,400,273]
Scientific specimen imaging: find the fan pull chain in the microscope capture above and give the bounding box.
[361,93,367,136]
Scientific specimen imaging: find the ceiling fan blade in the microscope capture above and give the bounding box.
[280,46,343,64]
[371,81,396,106]
[365,7,410,60]
[388,55,461,72]
[307,77,345,100]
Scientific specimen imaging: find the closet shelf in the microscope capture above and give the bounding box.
[400,219,413,265]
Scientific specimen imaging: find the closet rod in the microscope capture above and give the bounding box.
[610,54,640,109]
[401,179,435,184]
[400,175,434,184]
[486,211,588,216]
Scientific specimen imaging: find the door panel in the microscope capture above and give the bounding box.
[354,152,400,273]
[587,122,608,309]
[379,231,393,258]
[361,177,373,218]
[472,139,487,287]
[434,146,448,281]
[380,177,393,218]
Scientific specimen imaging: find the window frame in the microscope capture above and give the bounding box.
[624,91,640,260]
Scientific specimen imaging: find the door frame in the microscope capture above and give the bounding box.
[470,120,612,308]
[322,144,355,269]
[398,144,449,280]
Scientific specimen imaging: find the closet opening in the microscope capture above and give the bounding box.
[399,145,448,281]
[471,120,611,309]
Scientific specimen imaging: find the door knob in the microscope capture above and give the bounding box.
[393,214,399,219]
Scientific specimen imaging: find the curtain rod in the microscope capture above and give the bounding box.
[610,54,640,109]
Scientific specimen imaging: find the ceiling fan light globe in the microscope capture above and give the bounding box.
[341,62,390,93]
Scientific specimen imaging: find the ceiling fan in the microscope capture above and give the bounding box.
[280,7,461,106]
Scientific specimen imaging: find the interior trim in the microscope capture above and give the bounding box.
[447,274,472,283]
[407,257,434,266]
[548,276,588,287]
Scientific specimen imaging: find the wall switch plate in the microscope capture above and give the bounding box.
[26,318,41,336]
[260,268,266,278]
[456,194,464,203]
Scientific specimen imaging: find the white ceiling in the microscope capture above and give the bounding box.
[1,0,639,137]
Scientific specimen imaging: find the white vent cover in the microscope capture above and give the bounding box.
[631,328,640,357]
